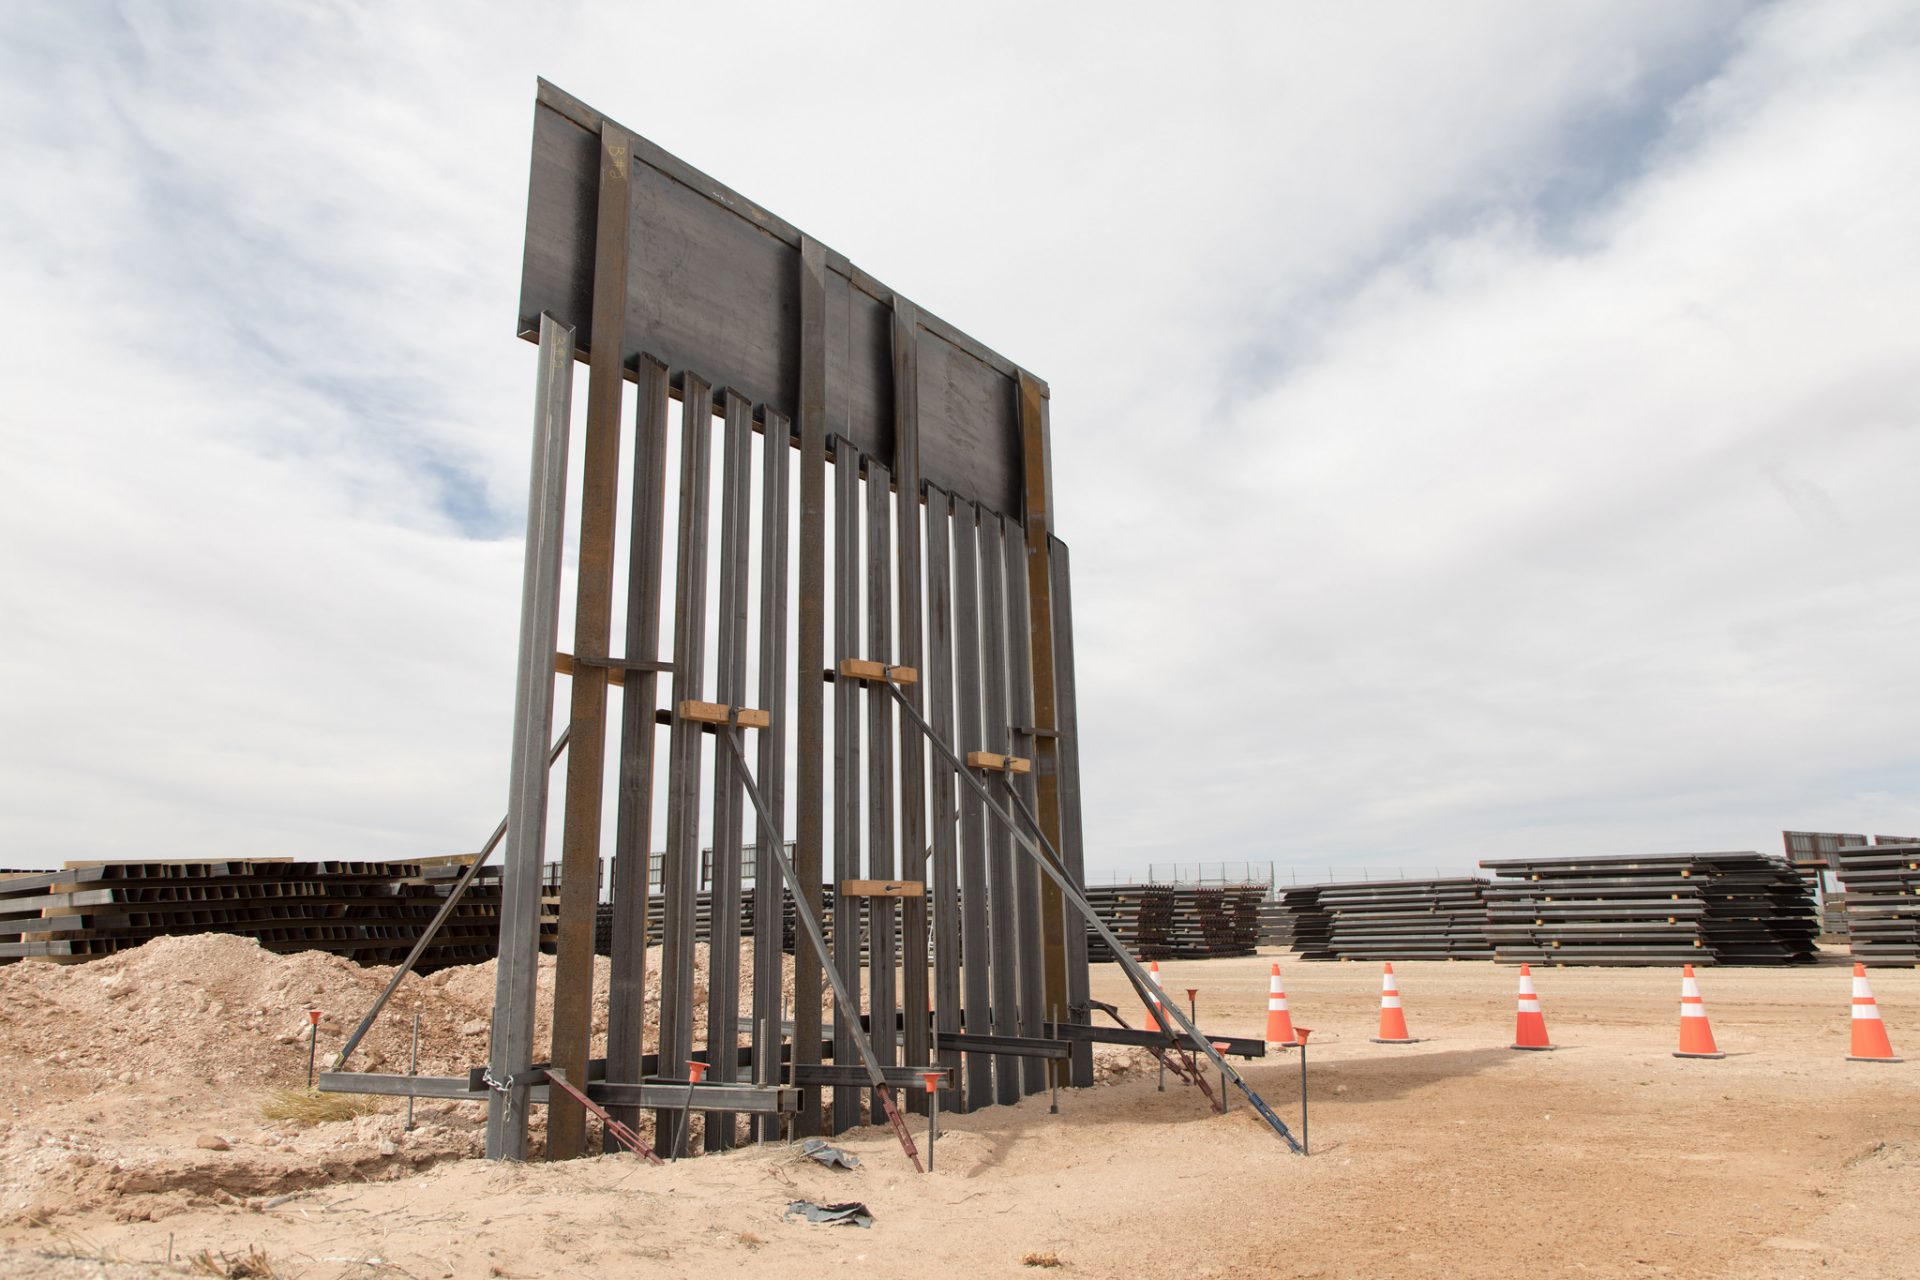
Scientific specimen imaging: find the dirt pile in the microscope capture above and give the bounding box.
[0,932,803,1223]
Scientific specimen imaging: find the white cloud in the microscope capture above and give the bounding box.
[1,1,1913,882]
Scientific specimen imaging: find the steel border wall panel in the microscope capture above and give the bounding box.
[792,236,829,1138]
[830,436,863,1134]
[486,317,573,1160]
[656,373,714,1154]
[864,458,900,1119]
[703,388,754,1150]
[891,301,931,1109]
[977,508,1021,1106]
[605,355,671,1143]
[924,487,964,1107]
[519,83,1029,515]
[750,409,792,1141]
[1001,514,1046,1094]
[950,505,993,1111]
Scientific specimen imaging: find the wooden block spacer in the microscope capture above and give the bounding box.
[556,652,621,686]
[839,880,925,898]
[677,700,771,729]
[555,652,673,687]
[833,659,917,685]
[966,750,1031,774]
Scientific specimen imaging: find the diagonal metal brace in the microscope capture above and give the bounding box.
[545,1068,665,1165]
[878,671,1302,1153]
[716,716,924,1172]
[334,729,572,1071]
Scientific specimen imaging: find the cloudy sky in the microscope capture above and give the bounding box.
[2,0,1916,883]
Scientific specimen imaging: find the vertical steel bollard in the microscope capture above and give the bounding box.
[305,1009,321,1089]
[679,1061,709,1161]
[406,1009,420,1132]
[921,1072,943,1171]
[1296,1027,1312,1156]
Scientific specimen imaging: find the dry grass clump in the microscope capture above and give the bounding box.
[1022,1251,1064,1268]
[190,1244,283,1277]
[258,1087,382,1125]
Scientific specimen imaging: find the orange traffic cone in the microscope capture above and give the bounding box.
[1371,962,1414,1044]
[1265,963,1299,1046]
[1848,963,1902,1063]
[1144,960,1166,1033]
[1510,963,1554,1050]
[1674,964,1723,1059]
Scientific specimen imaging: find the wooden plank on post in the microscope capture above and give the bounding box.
[841,880,926,898]
[606,354,671,1145]
[950,503,992,1111]
[751,408,791,1142]
[793,237,828,1138]
[965,751,1032,774]
[486,315,574,1161]
[830,435,863,1135]
[924,486,963,1109]
[657,372,714,1156]
[676,701,771,728]
[549,119,631,1162]
[555,653,624,686]
[864,457,899,1120]
[704,388,753,1151]
[892,296,930,1108]
[1016,369,1070,1093]
[837,659,917,685]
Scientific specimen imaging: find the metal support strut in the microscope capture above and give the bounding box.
[880,670,1303,1152]
[334,729,572,1071]
[715,717,925,1171]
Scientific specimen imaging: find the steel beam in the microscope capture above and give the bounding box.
[793,236,829,1138]
[704,388,753,1150]
[606,355,672,1144]
[750,408,792,1142]
[657,372,714,1155]
[486,314,574,1161]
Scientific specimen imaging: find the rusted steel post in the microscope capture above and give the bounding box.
[548,119,632,1161]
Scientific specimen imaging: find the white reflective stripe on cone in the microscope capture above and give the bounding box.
[1381,996,1402,1008]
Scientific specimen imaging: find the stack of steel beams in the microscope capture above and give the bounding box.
[1275,885,1332,956]
[1834,839,1920,966]
[1480,852,1818,965]
[1082,884,1176,962]
[1163,886,1265,958]
[0,859,560,970]
[1256,897,1291,948]
[1289,878,1491,960]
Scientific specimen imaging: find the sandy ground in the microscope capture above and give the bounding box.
[1,946,1914,1279]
